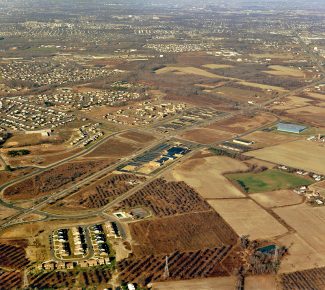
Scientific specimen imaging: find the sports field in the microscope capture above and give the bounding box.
[227,169,312,193]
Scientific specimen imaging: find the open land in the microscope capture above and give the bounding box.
[227,169,313,193]
[246,140,325,175]
[169,153,247,199]
[250,190,304,208]
[208,199,288,240]
[128,211,238,256]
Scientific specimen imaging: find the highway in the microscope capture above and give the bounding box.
[0,31,324,234]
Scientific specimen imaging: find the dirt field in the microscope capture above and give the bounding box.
[250,190,303,208]
[245,275,278,290]
[152,276,237,290]
[245,140,325,175]
[284,105,325,126]
[264,65,306,78]
[208,199,288,239]
[202,64,234,69]
[271,95,313,110]
[84,136,141,158]
[169,154,247,199]
[274,204,325,272]
[4,159,112,200]
[0,205,18,224]
[207,113,278,134]
[118,178,211,217]
[179,128,234,144]
[307,92,325,101]
[128,211,238,256]
[119,131,156,144]
[155,66,287,92]
[243,131,301,148]
[277,233,325,273]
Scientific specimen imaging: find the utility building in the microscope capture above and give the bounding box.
[276,123,306,134]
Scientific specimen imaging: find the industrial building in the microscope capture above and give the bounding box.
[276,123,306,134]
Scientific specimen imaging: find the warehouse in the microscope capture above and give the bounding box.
[276,123,306,134]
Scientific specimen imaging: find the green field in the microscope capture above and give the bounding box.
[226,169,313,193]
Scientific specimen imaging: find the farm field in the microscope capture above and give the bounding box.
[208,199,287,239]
[84,136,142,158]
[243,131,301,148]
[118,245,233,284]
[3,159,112,200]
[152,276,237,290]
[226,169,312,193]
[202,64,234,69]
[128,211,238,256]
[245,275,278,290]
[250,190,303,208]
[49,173,145,210]
[277,233,325,273]
[263,65,306,78]
[119,131,156,144]
[270,95,313,110]
[206,113,278,134]
[280,266,325,290]
[179,128,234,144]
[0,205,18,224]
[117,178,211,217]
[245,140,325,175]
[169,153,247,199]
[274,204,325,270]
[155,66,287,92]
[284,105,325,126]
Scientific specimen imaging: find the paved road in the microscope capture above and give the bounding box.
[0,31,324,233]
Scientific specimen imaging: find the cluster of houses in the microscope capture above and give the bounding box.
[105,101,186,126]
[0,58,115,87]
[0,96,75,130]
[144,43,213,53]
[70,123,104,147]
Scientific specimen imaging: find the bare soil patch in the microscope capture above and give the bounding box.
[246,140,325,175]
[179,128,234,144]
[208,199,287,239]
[170,155,247,199]
[250,190,303,208]
[128,211,238,256]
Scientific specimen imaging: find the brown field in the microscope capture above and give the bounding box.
[206,86,271,103]
[179,128,234,144]
[307,92,325,101]
[128,211,238,256]
[0,167,35,185]
[4,159,112,200]
[250,190,303,208]
[28,269,112,289]
[118,246,233,284]
[245,275,278,290]
[271,95,313,110]
[169,154,247,199]
[202,64,234,69]
[3,133,49,148]
[284,105,325,126]
[245,140,325,175]
[274,204,325,272]
[310,180,325,195]
[0,271,22,289]
[118,178,211,217]
[51,173,145,210]
[243,131,300,148]
[264,65,306,78]
[207,113,278,134]
[85,136,141,158]
[0,242,30,269]
[119,131,156,144]
[0,205,18,223]
[208,199,288,239]
[155,66,287,92]
[250,53,295,60]
[152,276,237,290]
[280,266,325,290]
[277,233,324,273]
